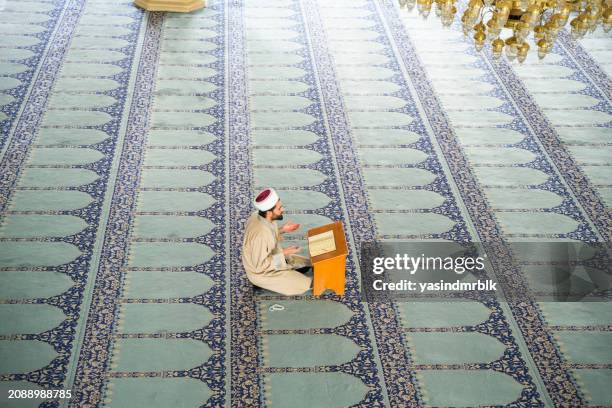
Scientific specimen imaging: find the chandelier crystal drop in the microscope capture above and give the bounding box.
[399,0,612,62]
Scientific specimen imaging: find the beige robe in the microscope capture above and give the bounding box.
[242,212,312,295]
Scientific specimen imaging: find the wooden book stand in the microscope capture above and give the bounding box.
[307,221,348,296]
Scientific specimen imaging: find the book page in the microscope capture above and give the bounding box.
[308,230,336,257]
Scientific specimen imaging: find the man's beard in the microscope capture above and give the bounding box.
[272,213,284,221]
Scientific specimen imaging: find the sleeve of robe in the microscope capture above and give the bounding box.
[242,228,285,275]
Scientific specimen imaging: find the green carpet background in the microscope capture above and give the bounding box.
[0,0,610,406]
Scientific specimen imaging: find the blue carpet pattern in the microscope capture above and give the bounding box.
[0,0,610,407]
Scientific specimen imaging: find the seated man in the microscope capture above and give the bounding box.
[241,187,312,295]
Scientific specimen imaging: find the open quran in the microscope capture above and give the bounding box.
[307,230,336,257]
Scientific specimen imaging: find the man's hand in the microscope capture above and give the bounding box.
[280,221,300,234]
[283,246,301,256]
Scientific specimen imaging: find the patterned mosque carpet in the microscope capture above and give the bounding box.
[0,0,611,406]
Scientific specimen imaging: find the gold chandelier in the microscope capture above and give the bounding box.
[399,0,612,62]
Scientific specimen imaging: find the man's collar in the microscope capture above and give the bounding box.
[256,212,275,225]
